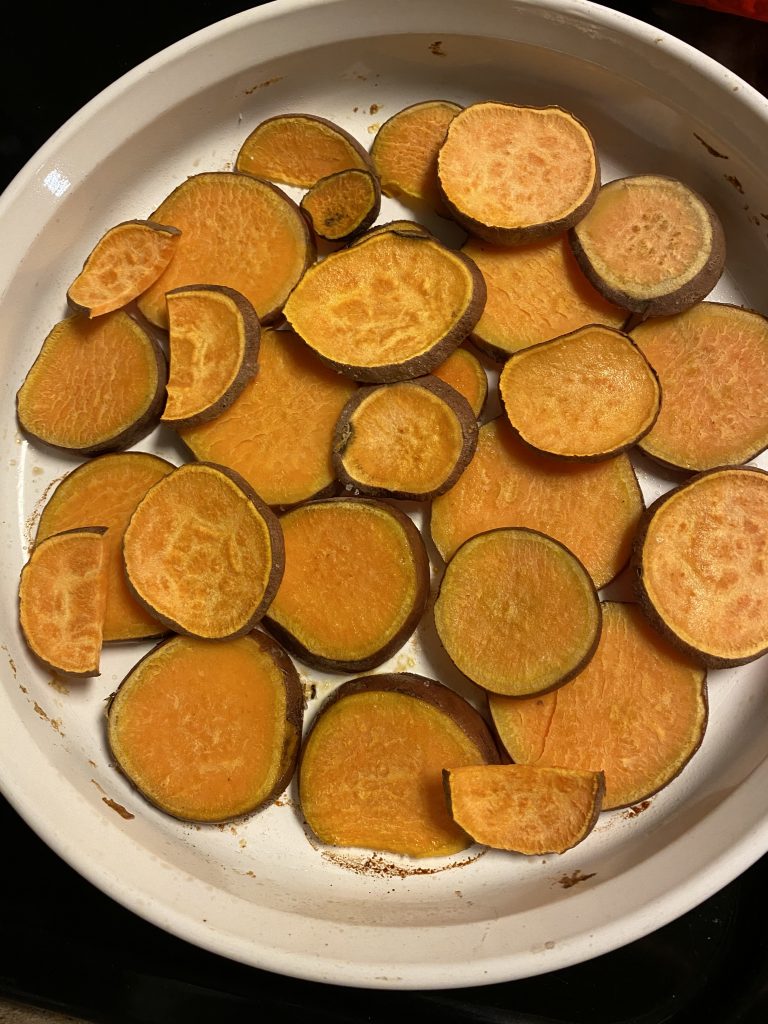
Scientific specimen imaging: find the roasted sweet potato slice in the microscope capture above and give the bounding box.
[430,417,643,588]
[437,102,600,245]
[300,168,381,243]
[490,602,708,809]
[633,467,768,667]
[434,528,601,696]
[283,231,485,382]
[443,764,605,855]
[370,100,462,209]
[264,498,429,672]
[235,112,372,188]
[179,328,357,508]
[499,325,661,460]
[462,234,626,361]
[332,376,478,500]
[66,219,180,318]
[569,174,726,318]
[432,346,488,418]
[354,219,432,243]
[19,527,108,677]
[123,462,284,640]
[136,172,314,329]
[632,303,768,471]
[16,311,166,455]
[36,453,174,643]
[298,673,500,858]
[107,631,303,823]
[161,284,260,429]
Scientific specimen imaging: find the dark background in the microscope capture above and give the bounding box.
[1,3,768,1022]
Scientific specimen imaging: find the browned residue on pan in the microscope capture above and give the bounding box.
[102,797,135,820]
[556,869,596,889]
[692,132,728,159]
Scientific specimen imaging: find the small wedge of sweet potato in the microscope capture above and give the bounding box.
[432,346,488,419]
[107,630,303,823]
[299,673,500,858]
[300,168,381,243]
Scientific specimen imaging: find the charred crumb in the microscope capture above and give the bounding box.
[725,174,744,193]
[624,799,652,818]
[429,41,446,57]
[556,869,596,889]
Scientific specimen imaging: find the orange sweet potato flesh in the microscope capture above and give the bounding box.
[499,325,660,460]
[235,113,372,188]
[432,346,488,418]
[136,172,314,330]
[434,528,601,696]
[490,602,708,809]
[67,219,180,318]
[463,234,625,361]
[162,284,260,429]
[107,631,303,823]
[443,764,605,854]
[16,311,166,455]
[569,175,726,317]
[19,527,108,677]
[299,673,500,858]
[283,231,486,382]
[265,498,429,672]
[437,103,600,245]
[632,303,768,471]
[300,168,381,243]
[123,463,284,640]
[633,467,768,667]
[36,453,174,642]
[430,417,643,588]
[179,328,357,508]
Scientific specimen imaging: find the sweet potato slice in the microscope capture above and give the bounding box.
[235,113,373,188]
[161,284,260,429]
[66,219,180,318]
[283,231,485,382]
[430,417,643,588]
[19,527,108,677]
[499,325,661,460]
[632,303,768,471]
[264,498,429,672]
[179,328,357,508]
[332,376,478,500]
[123,462,284,640]
[462,234,626,361]
[490,602,708,809]
[300,168,381,243]
[432,346,488,418]
[16,311,166,456]
[36,453,174,643]
[355,219,432,242]
[135,172,314,329]
[298,673,500,858]
[107,631,303,823]
[434,528,601,696]
[569,175,726,318]
[370,100,462,209]
[633,467,768,667]
[437,102,600,245]
[443,764,604,855]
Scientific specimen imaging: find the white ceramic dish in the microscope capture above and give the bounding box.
[2,0,768,992]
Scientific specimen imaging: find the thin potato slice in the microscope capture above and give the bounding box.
[299,673,500,858]
[432,346,488,418]
[107,631,303,823]
[632,303,768,471]
[283,231,486,382]
[437,102,600,245]
[161,284,260,429]
[265,498,429,672]
[354,220,432,243]
[434,528,601,697]
[123,463,284,640]
[499,325,661,460]
[490,603,708,809]
[19,527,108,677]
[569,174,726,317]
[430,417,643,588]
[443,765,605,855]
[301,168,381,243]
[67,219,180,318]
[136,172,314,329]
[633,467,768,667]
